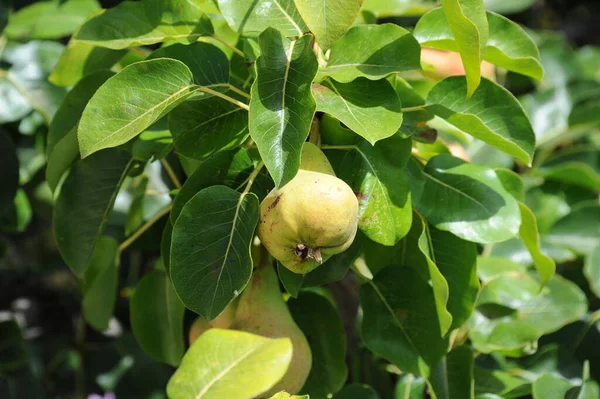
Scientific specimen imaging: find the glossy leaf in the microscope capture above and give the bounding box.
[360,266,450,377]
[53,149,132,276]
[167,329,292,399]
[313,78,403,145]
[415,8,543,80]
[337,136,412,245]
[217,0,307,37]
[532,374,573,399]
[294,0,362,50]
[321,24,421,83]
[518,202,555,286]
[439,0,489,97]
[78,59,196,158]
[131,270,185,366]
[47,71,114,192]
[495,169,524,201]
[4,0,100,40]
[170,95,249,160]
[0,132,19,213]
[429,346,475,399]
[170,186,259,320]
[73,0,214,49]
[288,291,347,398]
[417,155,521,243]
[82,236,119,331]
[395,375,427,399]
[427,77,536,165]
[249,30,318,188]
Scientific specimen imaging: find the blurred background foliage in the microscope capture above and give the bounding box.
[0,0,599,398]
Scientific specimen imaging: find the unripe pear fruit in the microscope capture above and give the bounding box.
[258,142,358,274]
[230,265,312,397]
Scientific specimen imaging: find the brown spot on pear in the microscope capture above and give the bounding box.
[230,265,312,397]
[258,143,358,274]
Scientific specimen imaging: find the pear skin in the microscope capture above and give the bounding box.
[258,143,358,274]
[188,299,238,345]
[231,265,312,397]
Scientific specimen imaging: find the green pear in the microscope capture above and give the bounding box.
[258,142,359,274]
[231,265,312,397]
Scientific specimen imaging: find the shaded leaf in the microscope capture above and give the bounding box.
[427,77,536,165]
[78,59,196,158]
[167,329,293,399]
[217,0,307,37]
[313,78,403,145]
[131,270,185,366]
[170,186,259,320]
[53,149,132,276]
[278,263,304,298]
[546,203,600,256]
[0,320,28,374]
[249,29,318,188]
[47,70,114,192]
[83,236,119,331]
[73,0,214,49]
[439,0,489,97]
[170,95,249,160]
[415,8,543,80]
[417,155,521,243]
[321,24,421,83]
[584,244,600,299]
[0,132,19,213]
[495,168,524,202]
[335,384,381,399]
[429,346,474,399]
[532,374,573,399]
[288,291,347,398]
[360,266,450,377]
[295,0,362,50]
[395,374,427,399]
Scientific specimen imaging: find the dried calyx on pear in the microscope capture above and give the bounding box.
[258,142,359,274]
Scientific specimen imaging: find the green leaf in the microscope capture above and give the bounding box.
[288,291,347,398]
[161,218,173,275]
[584,244,600,298]
[0,132,19,214]
[131,118,173,162]
[360,266,450,377]
[336,136,412,245]
[147,42,230,86]
[0,74,31,123]
[73,0,214,49]
[532,374,574,399]
[4,0,100,40]
[170,96,249,161]
[269,393,309,399]
[417,155,521,243]
[546,203,600,256]
[0,320,28,374]
[415,9,543,80]
[0,189,32,233]
[125,176,148,236]
[47,71,114,192]
[495,168,524,201]
[313,78,403,145]
[474,367,530,398]
[320,24,421,83]
[294,0,362,50]
[427,77,535,165]
[249,30,318,188]
[483,0,536,14]
[53,149,132,276]
[429,346,474,399]
[78,59,196,158]
[335,384,381,399]
[395,375,427,399]
[167,329,293,399]
[538,147,600,191]
[131,270,185,367]
[49,42,126,87]
[170,185,259,320]
[362,0,435,18]
[82,236,119,331]
[439,0,489,97]
[517,202,555,287]
[170,149,257,223]
[278,263,304,298]
[217,0,307,37]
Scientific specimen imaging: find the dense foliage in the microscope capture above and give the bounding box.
[1,0,599,398]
